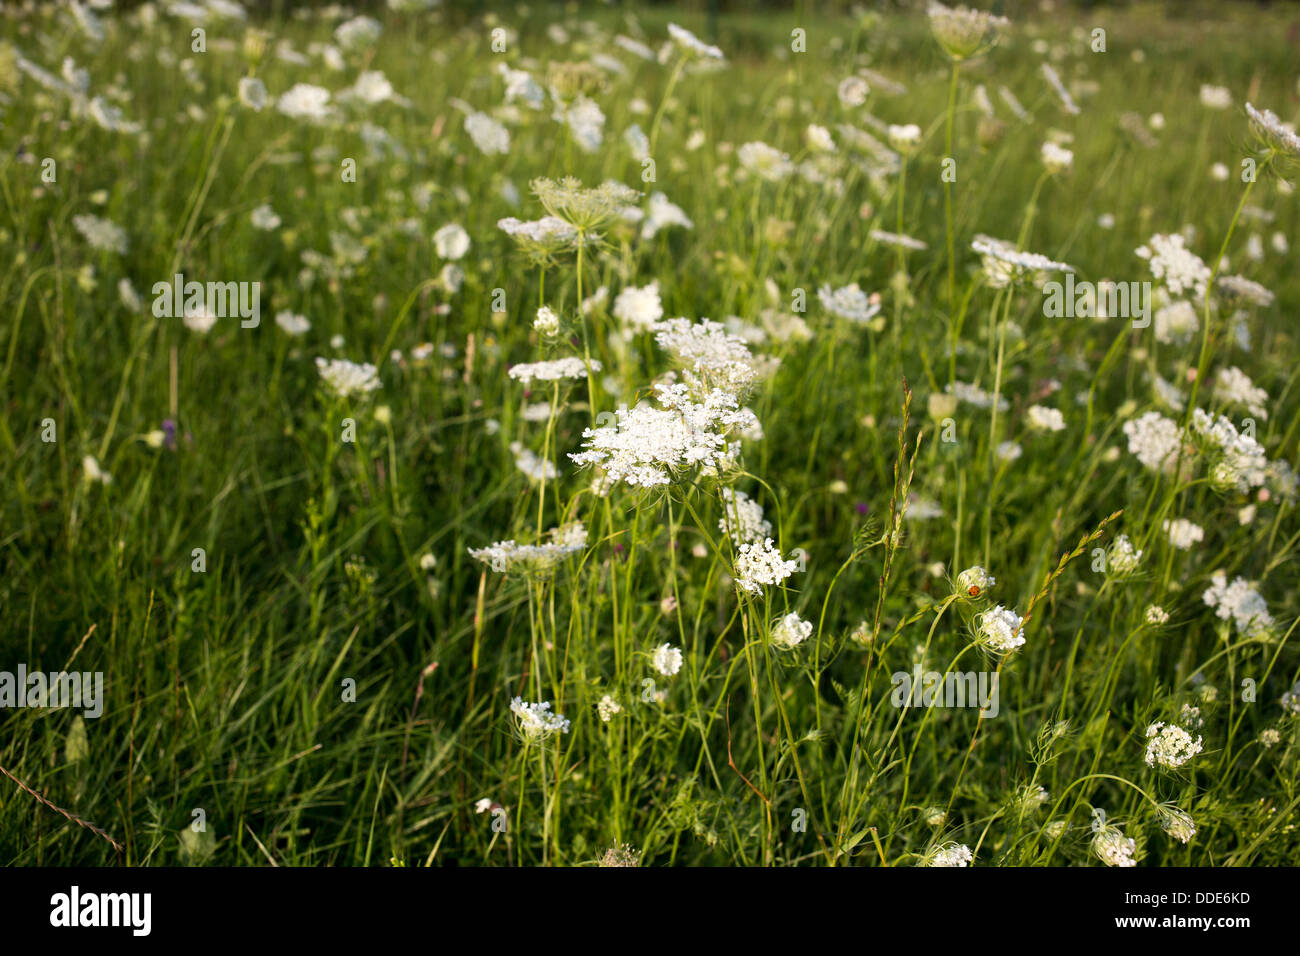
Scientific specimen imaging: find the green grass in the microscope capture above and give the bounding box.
[1,0,1298,866]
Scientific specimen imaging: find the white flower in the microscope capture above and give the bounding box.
[996,441,1022,462]
[1107,534,1143,575]
[1136,233,1210,299]
[557,95,605,153]
[1200,85,1231,110]
[509,441,556,482]
[465,111,510,155]
[613,281,663,333]
[569,383,756,488]
[928,2,1011,61]
[737,141,793,182]
[433,223,470,260]
[926,843,974,867]
[975,605,1025,654]
[653,643,684,677]
[277,83,333,122]
[533,306,560,336]
[733,538,799,594]
[497,63,544,109]
[818,283,881,323]
[1122,411,1182,472]
[667,22,724,60]
[887,123,922,153]
[1202,572,1273,638]
[806,123,836,153]
[1144,722,1203,768]
[1145,605,1169,625]
[250,204,280,230]
[1026,405,1066,432]
[474,797,492,813]
[1214,366,1268,419]
[1041,140,1073,172]
[470,523,587,574]
[182,303,218,335]
[837,76,870,108]
[956,566,995,597]
[335,15,382,50]
[1163,518,1204,550]
[1092,825,1137,867]
[641,191,693,240]
[509,697,570,741]
[238,76,267,111]
[771,612,812,651]
[72,214,127,254]
[597,695,622,722]
[1157,805,1197,844]
[1153,300,1199,344]
[1245,102,1300,157]
[82,455,112,486]
[718,488,771,545]
[508,357,599,386]
[315,357,381,397]
[275,311,310,335]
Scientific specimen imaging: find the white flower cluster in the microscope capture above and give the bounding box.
[469,522,587,574]
[653,317,767,397]
[1214,366,1268,419]
[1153,299,1199,344]
[956,565,995,596]
[1163,518,1204,550]
[653,643,683,677]
[613,281,664,334]
[927,2,1011,61]
[1145,605,1170,625]
[72,213,128,254]
[510,697,571,741]
[926,842,974,867]
[737,141,794,182]
[569,383,756,487]
[1026,405,1066,432]
[818,283,881,323]
[1202,572,1273,638]
[1157,806,1197,844]
[975,605,1025,654]
[718,488,772,545]
[771,612,812,651]
[947,380,1009,412]
[509,441,557,482]
[1190,409,1269,492]
[972,235,1074,286]
[315,357,381,397]
[1216,275,1274,308]
[1107,534,1143,575]
[597,694,622,722]
[1136,233,1210,300]
[508,357,600,386]
[1092,825,1137,867]
[1144,721,1203,769]
[733,538,799,594]
[667,22,725,60]
[1122,411,1182,472]
[1245,102,1300,157]
[642,192,694,240]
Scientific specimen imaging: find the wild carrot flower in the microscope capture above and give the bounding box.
[1092,824,1137,867]
[733,538,798,594]
[1144,722,1203,768]
[927,2,1010,61]
[975,605,1025,654]
[653,643,683,677]
[509,697,570,742]
[771,612,812,651]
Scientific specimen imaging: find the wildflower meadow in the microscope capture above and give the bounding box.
[2,0,1299,877]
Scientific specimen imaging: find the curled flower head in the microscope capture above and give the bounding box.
[974,604,1025,656]
[928,2,1011,61]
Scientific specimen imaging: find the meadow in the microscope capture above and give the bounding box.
[1,0,1299,867]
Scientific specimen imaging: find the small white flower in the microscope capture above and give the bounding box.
[771,612,812,651]
[653,643,683,677]
[1144,721,1203,769]
[975,605,1025,655]
[433,223,470,260]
